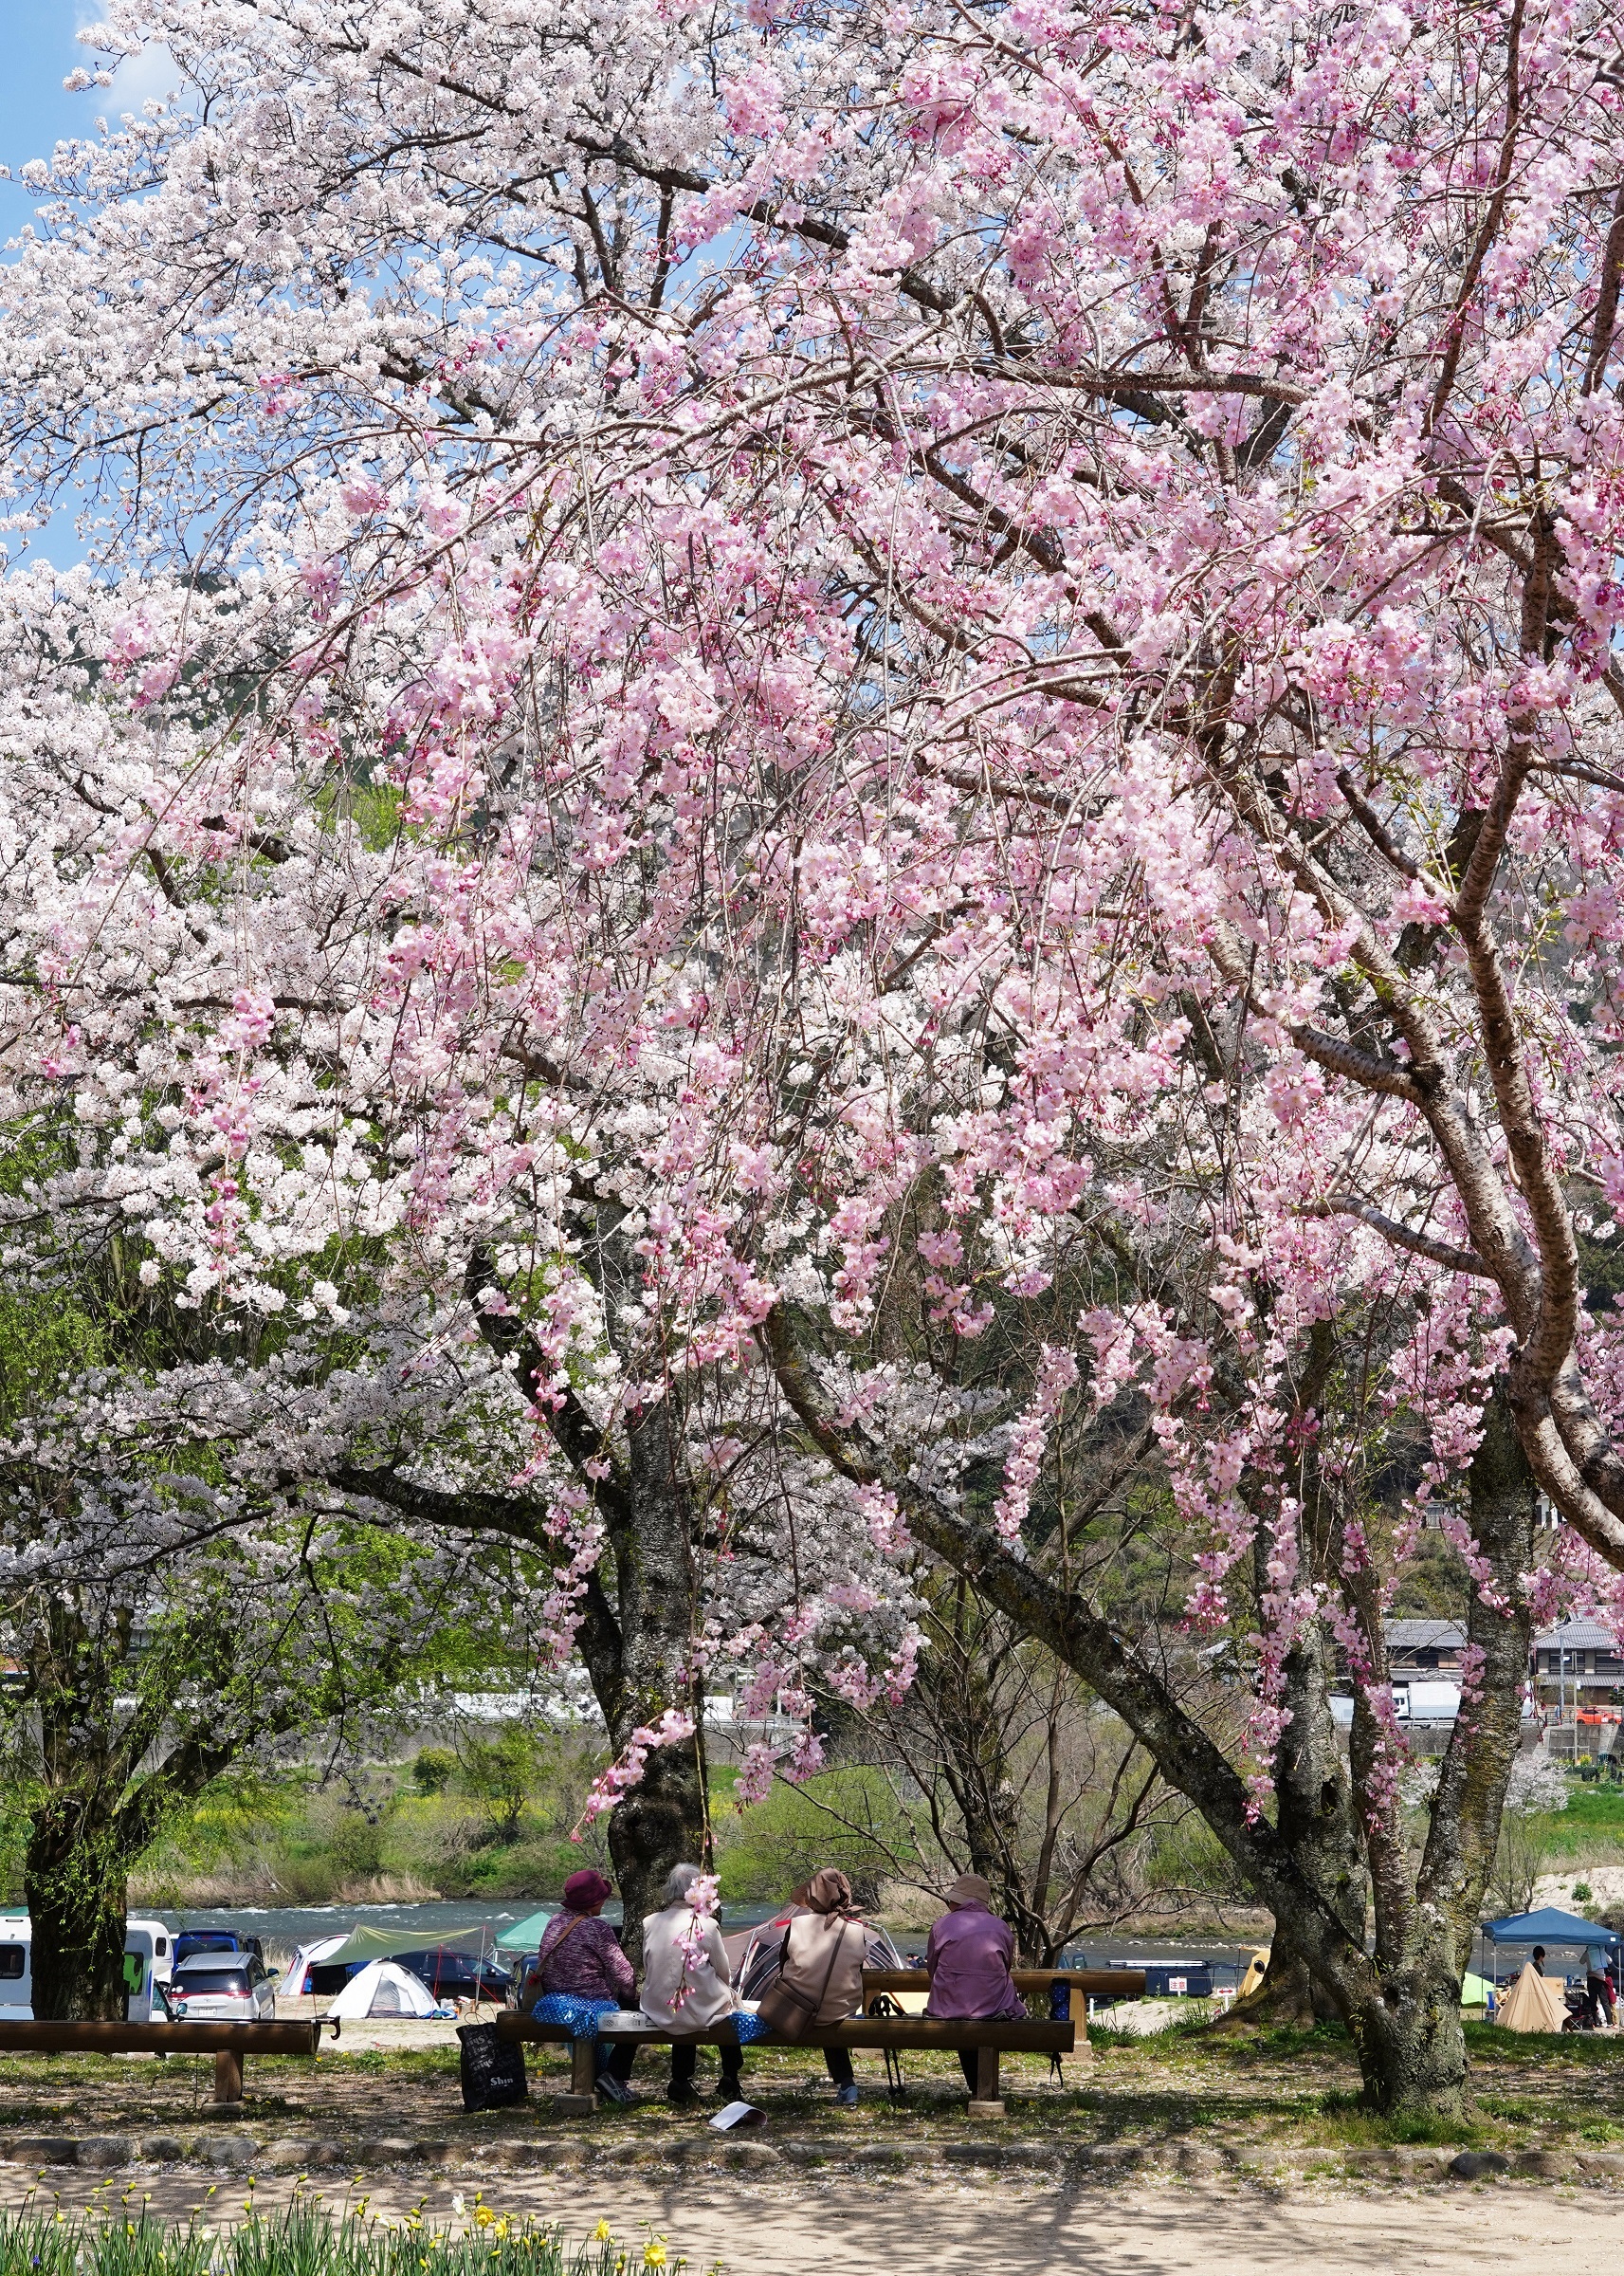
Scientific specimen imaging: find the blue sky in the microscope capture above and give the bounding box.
[2,0,183,560]
[2,0,102,230]
[3,0,182,225]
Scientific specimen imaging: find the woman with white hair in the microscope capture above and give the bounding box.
[640,1862,746,2105]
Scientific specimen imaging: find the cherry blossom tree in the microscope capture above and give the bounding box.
[3,0,1624,2102]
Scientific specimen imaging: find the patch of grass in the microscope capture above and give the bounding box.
[1077,2023,1141,2050]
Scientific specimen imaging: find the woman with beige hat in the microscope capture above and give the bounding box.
[924,1873,1025,2094]
[772,1868,877,2106]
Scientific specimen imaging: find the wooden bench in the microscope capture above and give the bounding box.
[499,2009,1075,2119]
[0,2018,324,2105]
[861,1967,1146,2016]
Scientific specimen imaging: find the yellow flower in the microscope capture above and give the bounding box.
[593,2222,613,2243]
[643,2247,668,2270]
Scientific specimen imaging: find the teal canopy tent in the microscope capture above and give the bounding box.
[494,1909,557,1952]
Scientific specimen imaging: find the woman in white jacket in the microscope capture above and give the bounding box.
[641,1863,745,2104]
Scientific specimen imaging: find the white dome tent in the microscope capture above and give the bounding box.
[279,1934,348,1997]
[325,1958,447,2020]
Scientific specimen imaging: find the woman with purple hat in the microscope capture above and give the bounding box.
[531,1867,639,2104]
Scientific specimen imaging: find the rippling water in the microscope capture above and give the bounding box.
[167,1900,1262,1982]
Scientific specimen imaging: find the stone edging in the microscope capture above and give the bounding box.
[0,2134,1620,2187]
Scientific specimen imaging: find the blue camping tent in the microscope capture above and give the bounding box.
[1483,1906,1621,1982]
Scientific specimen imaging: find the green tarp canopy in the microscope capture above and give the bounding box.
[320,1921,497,1969]
[494,1910,557,1952]
[1461,1971,1492,2005]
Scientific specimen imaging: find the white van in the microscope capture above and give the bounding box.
[0,1914,175,2020]
[1394,1680,1462,1724]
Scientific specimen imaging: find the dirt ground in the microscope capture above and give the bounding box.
[0,2169,1618,2276]
[1,2013,1620,2160]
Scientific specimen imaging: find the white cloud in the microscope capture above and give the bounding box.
[70,5,186,121]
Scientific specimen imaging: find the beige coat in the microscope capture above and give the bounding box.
[640,1903,737,2029]
[777,1912,868,2026]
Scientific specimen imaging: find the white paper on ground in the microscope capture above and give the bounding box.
[709,2101,767,2130]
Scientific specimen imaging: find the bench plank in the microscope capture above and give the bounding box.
[499,2011,1071,2120]
[862,1968,1145,2000]
[498,2015,1071,2052]
[0,2022,319,2055]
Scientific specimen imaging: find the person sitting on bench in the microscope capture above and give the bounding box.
[532,1867,639,2105]
[923,1873,1026,2096]
[641,1863,745,2106]
[776,1869,872,2107]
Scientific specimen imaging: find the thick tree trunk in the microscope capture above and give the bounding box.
[607,1726,707,1955]
[1341,1928,1470,2117]
[465,1239,710,1967]
[603,1397,710,1965]
[24,1801,130,2021]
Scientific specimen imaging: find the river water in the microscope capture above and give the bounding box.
[169,1900,1263,1983]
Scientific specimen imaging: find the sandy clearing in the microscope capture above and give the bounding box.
[0,2169,1617,2276]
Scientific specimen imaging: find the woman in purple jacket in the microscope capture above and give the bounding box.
[924,1873,1025,2094]
[532,1867,639,2103]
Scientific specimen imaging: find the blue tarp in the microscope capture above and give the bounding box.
[1483,1906,1619,1968]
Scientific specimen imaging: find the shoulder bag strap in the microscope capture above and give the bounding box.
[542,1916,585,1966]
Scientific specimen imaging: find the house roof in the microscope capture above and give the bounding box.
[1385,1621,1467,1648]
[1383,1617,1624,1654]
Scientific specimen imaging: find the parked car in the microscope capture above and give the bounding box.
[173,1928,265,1970]
[167,1949,278,2020]
[388,1949,513,2004]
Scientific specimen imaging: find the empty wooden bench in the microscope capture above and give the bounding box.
[499,2008,1074,2118]
[861,1966,1147,2024]
[0,2018,324,2105]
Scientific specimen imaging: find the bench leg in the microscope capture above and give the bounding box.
[968,2044,1004,2119]
[213,2050,244,2105]
[552,2035,597,2117]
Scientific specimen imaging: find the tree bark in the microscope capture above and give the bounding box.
[463,1238,711,1965]
[23,1801,130,2022]
[1210,1924,1326,2032]
[601,1398,710,1964]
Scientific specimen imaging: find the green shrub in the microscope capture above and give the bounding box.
[413,1748,458,1795]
